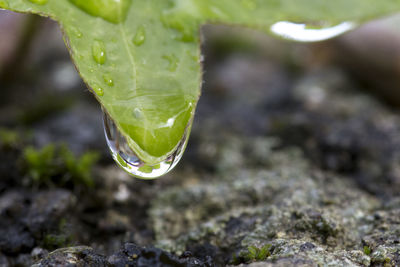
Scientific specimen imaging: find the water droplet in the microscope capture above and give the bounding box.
[92,40,106,65]
[68,0,132,24]
[133,108,143,119]
[92,83,104,96]
[103,111,188,179]
[70,26,82,38]
[133,25,146,46]
[28,0,47,5]
[270,21,356,42]
[162,54,179,72]
[0,0,9,8]
[103,74,114,86]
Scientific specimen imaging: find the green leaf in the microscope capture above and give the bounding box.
[1,0,400,167]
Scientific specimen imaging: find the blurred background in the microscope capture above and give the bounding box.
[0,10,400,267]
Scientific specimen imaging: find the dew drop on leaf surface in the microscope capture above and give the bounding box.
[133,25,146,46]
[133,108,143,119]
[92,84,104,96]
[103,74,114,87]
[92,40,106,65]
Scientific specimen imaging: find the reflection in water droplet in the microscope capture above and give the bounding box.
[92,84,104,96]
[133,25,146,46]
[270,21,356,42]
[28,0,47,5]
[103,74,114,86]
[103,111,188,179]
[92,40,106,65]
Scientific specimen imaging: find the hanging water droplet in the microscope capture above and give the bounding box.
[92,83,104,96]
[103,111,188,179]
[133,25,146,46]
[162,54,179,72]
[270,21,356,42]
[92,40,106,65]
[68,0,132,24]
[103,74,114,87]
[28,0,47,5]
[0,0,9,8]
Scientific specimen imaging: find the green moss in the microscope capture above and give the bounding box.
[232,244,272,264]
[364,245,371,255]
[24,144,57,183]
[0,128,20,147]
[60,146,99,187]
[43,234,70,250]
[24,144,99,188]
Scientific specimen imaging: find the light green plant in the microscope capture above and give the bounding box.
[232,244,272,264]
[24,144,99,187]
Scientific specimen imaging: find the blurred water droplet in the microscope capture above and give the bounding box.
[133,108,143,119]
[270,21,356,42]
[103,75,114,87]
[92,40,106,65]
[28,0,47,5]
[133,25,146,46]
[92,84,104,96]
[103,111,188,179]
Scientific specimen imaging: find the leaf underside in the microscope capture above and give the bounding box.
[1,0,400,165]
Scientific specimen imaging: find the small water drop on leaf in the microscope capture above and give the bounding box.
[92,84,104,96]
[92,40,106,65]
[103,74,114,86]
[133,25,146,46]
[133,108,143,119]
